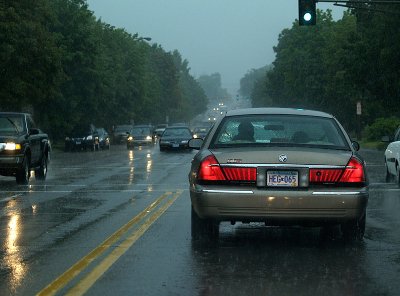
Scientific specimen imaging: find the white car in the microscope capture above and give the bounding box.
[384,126,400,185]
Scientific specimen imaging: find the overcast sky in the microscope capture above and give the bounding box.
[86,0,345,95]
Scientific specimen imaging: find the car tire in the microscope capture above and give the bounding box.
[191,206,219,240]
[341,212,366,242]
[35,154,48,180]
[16,156,30,185]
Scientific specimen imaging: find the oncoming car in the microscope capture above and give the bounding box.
[188,108,369,241]
[127,125,154,149]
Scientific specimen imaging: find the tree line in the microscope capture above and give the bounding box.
[243,5,400,137]
[0,0,208,140]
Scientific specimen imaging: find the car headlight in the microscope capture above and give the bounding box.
[193,134,198,139]
[128,136,133,141]
[65,137,70,141]
[86,135,93,140]
[146,136,152,140]
[5,143,21,150]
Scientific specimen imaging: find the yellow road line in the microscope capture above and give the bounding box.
[37,191,173,296]
[65,190,183,296]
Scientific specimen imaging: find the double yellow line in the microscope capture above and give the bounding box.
[38,190,183,296]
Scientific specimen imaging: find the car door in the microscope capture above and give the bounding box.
[386,127,400,175]
[26,115,41,164]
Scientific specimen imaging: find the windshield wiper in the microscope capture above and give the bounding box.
[6,118,20,133]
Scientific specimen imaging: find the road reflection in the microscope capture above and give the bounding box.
[128,150,135,185]
[190,225,370,296]
[5,210,27,291]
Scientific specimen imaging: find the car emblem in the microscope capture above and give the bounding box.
[227,158,242,164]
[278,154,288,162]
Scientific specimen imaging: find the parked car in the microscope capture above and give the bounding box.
[0,112,51,184]
[127,125,154,149]
[96,128,111,150]
[188,107,369,241]
[112,124,132,144]
[383,125,400,185]
[65,124,99,151]
[159,126,193,151]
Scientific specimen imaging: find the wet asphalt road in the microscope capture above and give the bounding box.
[0,145,399,296]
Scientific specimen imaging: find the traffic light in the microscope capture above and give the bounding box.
[298,0,316,26]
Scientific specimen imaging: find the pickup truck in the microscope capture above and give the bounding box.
[0,112,51,184]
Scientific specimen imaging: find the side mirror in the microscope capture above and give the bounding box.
[352,141,360,151]
[188,138,203,150]
[29,128,40,136]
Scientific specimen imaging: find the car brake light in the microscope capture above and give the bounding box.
[198,155,226,181]
[339,157,365,183]
[223,167,256,181]
[309,157,365,184]
[309,169,342,183]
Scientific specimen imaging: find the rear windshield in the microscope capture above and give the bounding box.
[163,128,192,137]
[210,114,349,150]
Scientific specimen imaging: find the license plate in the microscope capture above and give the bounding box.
[267,170,298,187]
[172,143,179,148]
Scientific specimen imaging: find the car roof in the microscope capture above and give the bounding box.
[165,126,190,129]
[225,108,333,118]
[0,112,29,117]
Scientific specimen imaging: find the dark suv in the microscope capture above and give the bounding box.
[0,112,51,184]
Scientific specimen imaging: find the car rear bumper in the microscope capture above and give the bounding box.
[160,143,189,150]
[190,185,368,224]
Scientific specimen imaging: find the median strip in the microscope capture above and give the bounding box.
[37,191,177,296]
[65,190,182,296]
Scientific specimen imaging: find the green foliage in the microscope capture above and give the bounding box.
[197,73,229,103]
[0,0,207,140]
[239,65,271,100]
[248,7,400,134]
[363,117,400,141]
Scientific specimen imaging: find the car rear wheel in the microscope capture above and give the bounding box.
[341,212,366,242]
[16,156,30,185]
[35,155,48,180]
[191,206,219,240]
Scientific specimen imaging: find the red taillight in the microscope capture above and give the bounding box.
[309,169,342,183]
[223,167,256,181]
[198,155,226,181]
[197,156,256,182]
[339,157,365,183]
[309,157,365,184]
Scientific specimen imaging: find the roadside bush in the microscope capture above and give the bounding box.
[363,117,400,141]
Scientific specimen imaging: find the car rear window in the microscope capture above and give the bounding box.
[210,114,349,150]
[163,128,192,137]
